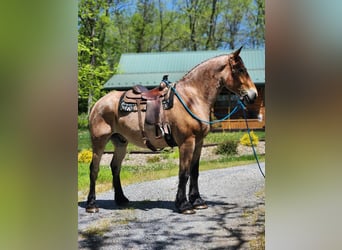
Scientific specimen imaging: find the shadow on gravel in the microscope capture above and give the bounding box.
[79,188,265,250]
[78,197,236,213]
[79,200,265,250]
[78,199,176,212]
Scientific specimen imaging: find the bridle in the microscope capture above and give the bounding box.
[229,57,247,75]
[228,57,251,104]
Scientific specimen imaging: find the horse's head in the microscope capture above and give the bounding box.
[221,47,258,104]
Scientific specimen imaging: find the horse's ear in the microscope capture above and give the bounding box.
[233,46,243,57]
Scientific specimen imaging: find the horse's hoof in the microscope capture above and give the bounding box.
[176,200,196,214]
[191,197,208,210]
[85,206,99,213]
[181,208,196,214]
[193,204,208,210]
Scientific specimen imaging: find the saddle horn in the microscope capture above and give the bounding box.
[162,75,169,81]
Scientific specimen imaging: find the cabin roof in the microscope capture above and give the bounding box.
[103,49,265,90]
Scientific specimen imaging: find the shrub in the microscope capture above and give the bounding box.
[146,155,161,163]
[216,140,238,155]
[78,149,93,163]
[78,113,89,129]
[240,130,259,146]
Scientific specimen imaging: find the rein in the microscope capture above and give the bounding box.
[163,79,265,178]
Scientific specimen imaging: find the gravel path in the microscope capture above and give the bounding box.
[78,163,265,249]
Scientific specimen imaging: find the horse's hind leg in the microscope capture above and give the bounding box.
[86,135,108,213]
[110,133,129,205]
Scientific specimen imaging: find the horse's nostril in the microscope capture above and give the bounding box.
[247,90,257,102]
[243,90,257,104]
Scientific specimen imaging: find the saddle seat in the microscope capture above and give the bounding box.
[127,82,168,101]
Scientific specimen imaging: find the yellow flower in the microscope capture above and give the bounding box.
[78,149,93,163]
[240,131,259,146]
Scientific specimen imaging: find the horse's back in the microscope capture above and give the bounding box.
[90,91,123,115]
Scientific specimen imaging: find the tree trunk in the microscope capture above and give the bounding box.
[205,0,217,49]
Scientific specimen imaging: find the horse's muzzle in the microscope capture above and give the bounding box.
[242,89,257,104]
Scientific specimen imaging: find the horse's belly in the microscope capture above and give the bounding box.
[116,118,169,150]
[119,130,169,150]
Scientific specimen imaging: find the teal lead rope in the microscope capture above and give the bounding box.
[241,103,265,178]
[163,79,241,124]
[163,78,265,178]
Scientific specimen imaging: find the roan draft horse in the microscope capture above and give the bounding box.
[86,47,258,214]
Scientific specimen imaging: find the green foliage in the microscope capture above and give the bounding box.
[205,132,245,144]
[78,47,113,113]
[78,0,265,113]
[78,0,115,113]
[216,140,238,156]
[78,113,88,129]
[240,130,259,146]
[77,129,265,152]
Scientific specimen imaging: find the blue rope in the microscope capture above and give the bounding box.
[163,80,244,124]
[164,79,265,178]
[242,108,266,178]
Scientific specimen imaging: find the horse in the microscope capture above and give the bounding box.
[85,47,258,214]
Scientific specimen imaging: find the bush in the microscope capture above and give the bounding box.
[146,155,161,163]
[240,130,259,146]
[78,149,93,163]
[78,113,89,129]
[216,140,238,155]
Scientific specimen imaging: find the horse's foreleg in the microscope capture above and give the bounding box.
[86,138,107,213]
[110,134,129,205]
[189,147,208,209]
[175,139,196,214]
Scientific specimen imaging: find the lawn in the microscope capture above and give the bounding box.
[78,128,265,151]
[78,128,265,199]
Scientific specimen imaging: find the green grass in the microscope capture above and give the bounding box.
[78,129,265,200]
[204,130,265,144]
[78,129,91,151]
[78,129,265,151]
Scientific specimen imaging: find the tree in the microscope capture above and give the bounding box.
[78,0,114,114]
[217,0,253,49]
[77,0,265,114]
[248,0,265,48]
[131,0,157,52]
[205,0,218,50]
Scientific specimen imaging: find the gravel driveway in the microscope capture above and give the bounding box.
[78,163,265,249]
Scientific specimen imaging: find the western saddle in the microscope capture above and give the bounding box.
[119,75,177,151]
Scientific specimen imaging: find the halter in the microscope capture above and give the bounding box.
[229,57,247,75]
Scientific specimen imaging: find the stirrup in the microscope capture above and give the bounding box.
[155,124,165,139]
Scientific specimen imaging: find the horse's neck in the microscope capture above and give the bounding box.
[178,74,222,106]
[176,74,222,118]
